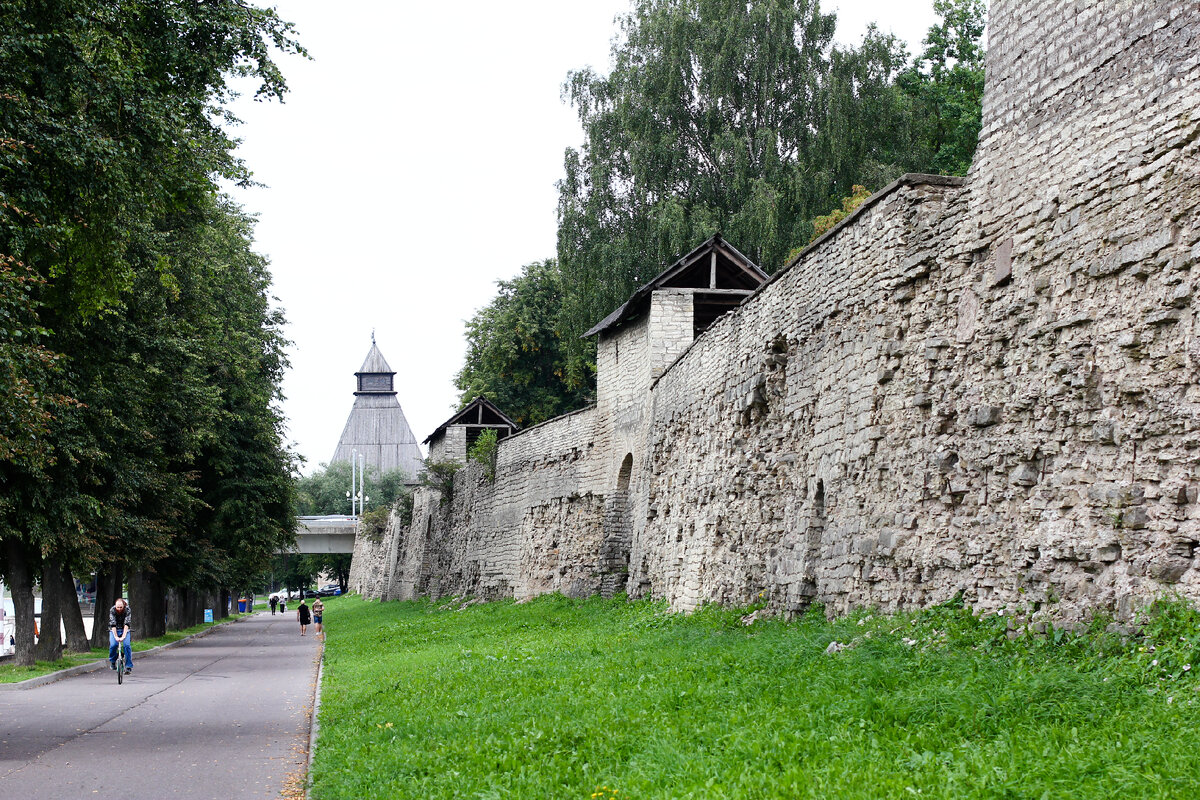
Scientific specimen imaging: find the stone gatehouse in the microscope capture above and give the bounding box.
[350,0,1200,621]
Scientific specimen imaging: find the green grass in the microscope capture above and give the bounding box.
[0,610,254,683]
[312,594,1200,800]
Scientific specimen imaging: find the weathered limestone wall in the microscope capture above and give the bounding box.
[631,0,1200,620]
[353,0,1200,621]
[385,406,614,601]
[348,517,398,599]
[429,425,467,464]
[632,178,970,613]
[649,291,695,380]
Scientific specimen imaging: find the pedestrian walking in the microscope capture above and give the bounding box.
[311,598,325,640]
[297,599,311,636]
[269,595,278,615]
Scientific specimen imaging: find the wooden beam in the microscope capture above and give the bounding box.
[712,244,763,280]
[710,251,717,288]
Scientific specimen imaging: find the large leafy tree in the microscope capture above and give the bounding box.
[0,0,304,663]
[555,0,919,386]
[898,0,987,176]
[455,259,593,427]
[295,461,411,517]
[554,0,986,391]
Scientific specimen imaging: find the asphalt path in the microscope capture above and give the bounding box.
[0,611,321,799]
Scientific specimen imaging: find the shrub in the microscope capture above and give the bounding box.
[360,506,390,544]
[420,460,462,505]
[467,428,499,482]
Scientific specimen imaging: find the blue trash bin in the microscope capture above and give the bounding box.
[237,599,247,613]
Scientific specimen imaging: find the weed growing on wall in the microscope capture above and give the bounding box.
[358,507,389,544]
[467,428,499,482]
[419,460,462,505]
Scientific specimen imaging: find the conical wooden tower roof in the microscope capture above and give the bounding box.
[331,337,424,481]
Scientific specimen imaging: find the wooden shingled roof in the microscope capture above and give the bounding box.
[583,234,768,338]
[423,396,520,445]
[356,340,394,376]
[332,339,425,481]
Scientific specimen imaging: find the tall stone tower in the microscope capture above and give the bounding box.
[330,337,424,482]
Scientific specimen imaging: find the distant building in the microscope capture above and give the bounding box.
[330,338,424,482]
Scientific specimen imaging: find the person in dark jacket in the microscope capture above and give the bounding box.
[297,599,311,636]
[269,595,278,615]
[108,598,133,674]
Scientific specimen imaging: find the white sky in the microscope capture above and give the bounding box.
[225,1,940,474]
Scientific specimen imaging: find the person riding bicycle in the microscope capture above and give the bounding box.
[109,598,133,674]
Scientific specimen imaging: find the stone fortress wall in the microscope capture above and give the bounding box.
[350,0,1200,621]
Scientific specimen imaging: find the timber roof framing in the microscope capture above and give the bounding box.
[423,396,520,445]
[583,233,768,338]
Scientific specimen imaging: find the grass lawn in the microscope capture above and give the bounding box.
[312,594,1200,799]
[0,610,254,683]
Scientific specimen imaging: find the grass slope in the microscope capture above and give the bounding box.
[313,595,1200,799]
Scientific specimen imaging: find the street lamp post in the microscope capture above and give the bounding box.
[350,448,359,516]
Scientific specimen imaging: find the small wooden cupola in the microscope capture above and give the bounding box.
[355,335,396,396]
[423,396,520,449]
[583,233,768,338]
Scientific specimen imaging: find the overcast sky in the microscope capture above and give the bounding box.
[224,0,942,475]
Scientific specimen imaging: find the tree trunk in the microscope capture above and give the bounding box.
[2,538,37,666]
[166,586,188,631]
[60,569,91,653]
[35,560,64,663]
[129,569,166,639]
[91,564,123,649]
[187,589,204,627]
[218,588,232,618]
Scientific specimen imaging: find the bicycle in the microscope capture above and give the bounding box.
[115,637,127,685]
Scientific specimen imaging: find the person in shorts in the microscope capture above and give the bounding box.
[311,598,325,640]
[297,598,311,636]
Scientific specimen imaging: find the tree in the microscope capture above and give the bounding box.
[270,553,321,597]
[898,0,987,176]
[455,260,593,426]
[307,553,354,594]
[552,0,988,394]
[0,0,304,663]
[0,0,304,316]
[555,0,918,385]
[295,462,411,517]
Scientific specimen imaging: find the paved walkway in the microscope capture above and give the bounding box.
[0,611,321,799]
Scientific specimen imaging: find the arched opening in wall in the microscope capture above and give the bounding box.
[601,454,635,598]
[617,453,633,493]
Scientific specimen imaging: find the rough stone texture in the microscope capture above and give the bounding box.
[353,0,1200,623]
[428,424,467,465]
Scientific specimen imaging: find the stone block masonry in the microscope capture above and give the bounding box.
[351,0,1200,622]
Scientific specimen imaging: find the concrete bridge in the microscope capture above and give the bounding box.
[291,515,357,554]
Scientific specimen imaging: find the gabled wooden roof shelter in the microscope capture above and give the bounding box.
[423,396,519,447]
[583,234,769,338]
